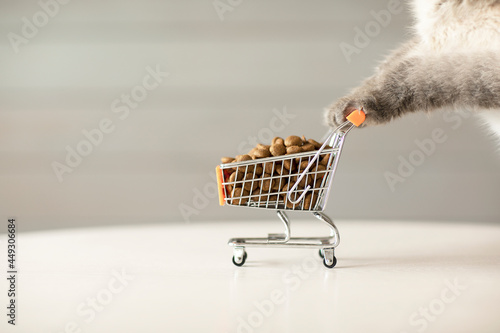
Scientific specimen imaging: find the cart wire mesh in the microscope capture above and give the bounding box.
[216,128,350,212]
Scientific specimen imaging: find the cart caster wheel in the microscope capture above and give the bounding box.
[323,256,337,268]
[318,249,324,258]
[322,248,336,268]
[232,251,247,267]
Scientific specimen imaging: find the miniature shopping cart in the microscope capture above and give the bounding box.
[216,110,365,268]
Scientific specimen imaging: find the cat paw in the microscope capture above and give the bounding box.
[325,97,367,128]
[325,95,386,128]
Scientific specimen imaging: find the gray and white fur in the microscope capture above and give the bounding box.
[326,0,500,138]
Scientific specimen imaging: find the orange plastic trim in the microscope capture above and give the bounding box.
[215,165,225,206]
[346,109,366,127]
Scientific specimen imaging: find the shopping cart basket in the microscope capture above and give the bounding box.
[216,110,366,268]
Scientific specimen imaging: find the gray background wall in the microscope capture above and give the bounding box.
[1,0,499,231]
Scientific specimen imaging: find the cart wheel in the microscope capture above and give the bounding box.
[318,249,324,258]
[232,251,247,267]
[323,256,337,268]
[322,248,336,268]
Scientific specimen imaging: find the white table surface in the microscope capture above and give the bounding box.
[2,219,500,333]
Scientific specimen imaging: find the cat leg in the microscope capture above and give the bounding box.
[326,49,500,128]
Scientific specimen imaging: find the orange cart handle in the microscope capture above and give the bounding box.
[346,109,366,127]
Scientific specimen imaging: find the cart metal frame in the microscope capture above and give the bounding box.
[216,111,364,268]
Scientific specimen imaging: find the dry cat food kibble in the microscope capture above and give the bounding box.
[220,135,332,209]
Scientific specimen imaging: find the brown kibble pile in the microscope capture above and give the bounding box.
[220,135,332,209]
